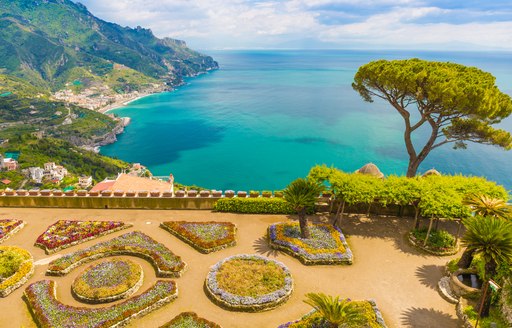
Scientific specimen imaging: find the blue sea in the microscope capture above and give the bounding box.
[100,50,512,191]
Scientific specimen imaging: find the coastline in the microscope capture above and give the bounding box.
[98,91,161,114]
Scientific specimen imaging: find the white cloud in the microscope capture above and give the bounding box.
[77,0,512,50]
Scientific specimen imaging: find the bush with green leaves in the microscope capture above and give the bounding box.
[0,248,25,279]
[411,228,456,249]
[214,197,294,214]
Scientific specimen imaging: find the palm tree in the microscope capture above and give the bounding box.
[463,194,510,219]
[304,293,365,327]
[458,195,511,269]
[460,216,512,316]
[283,178,323,239]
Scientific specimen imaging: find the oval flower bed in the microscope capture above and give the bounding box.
[72,259,143,303]
[0,245,34,297]
[160,221,236,254]
[268,222,353,265]
[35,220,132,254]
[24,279,177,328]
[205,254,293,312]
[0,219,25,243]
[160,312,222,328]
[47,231,186,277]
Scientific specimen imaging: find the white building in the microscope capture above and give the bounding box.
[28,167,45,183]
[78,176,93,188]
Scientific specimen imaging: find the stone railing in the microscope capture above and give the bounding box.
[0,189,418,215]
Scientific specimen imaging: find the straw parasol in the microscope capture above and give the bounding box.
[421,168,441,177]
[355,163,384,179]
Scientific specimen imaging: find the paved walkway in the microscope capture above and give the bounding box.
[0,208,460,327]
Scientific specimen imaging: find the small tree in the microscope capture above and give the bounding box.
[283,178,323,239]
[463,194,510,220]
[304,293,365,327]
[461,217,512,316]
[353,59,512,177]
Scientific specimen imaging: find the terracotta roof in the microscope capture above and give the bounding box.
[90,180,116,192]
[91,174,171,193]
[1,179,11,184]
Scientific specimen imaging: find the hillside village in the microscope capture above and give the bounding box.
[0,150,164,193]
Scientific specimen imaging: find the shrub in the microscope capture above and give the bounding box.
[463,305,478,320]
[0,249,25,278]
[214,197,294,214]
[411,228,455,249]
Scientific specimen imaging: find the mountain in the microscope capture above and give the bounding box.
[0,0,218,91]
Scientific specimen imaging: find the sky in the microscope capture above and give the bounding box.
[76,0,512,51]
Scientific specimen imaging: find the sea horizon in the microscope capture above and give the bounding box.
[100,49,512,192]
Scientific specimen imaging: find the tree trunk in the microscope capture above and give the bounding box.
[457,248,475,269]
[298,208,311,239]
[413,207,421,229]
[406,159,421,177]
[479,260,498,318]
[367,203,371,217]
[423,216,434,247]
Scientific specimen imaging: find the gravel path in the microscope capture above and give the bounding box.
[0,208,460,327]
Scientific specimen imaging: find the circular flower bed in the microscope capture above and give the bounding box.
[0,245,34,297]
[205,254,293,312]
[72,259,143,303]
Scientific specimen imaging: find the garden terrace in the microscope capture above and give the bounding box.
[24,280,177,328]
[160,221,236,253]
[71,259,143,303]
[205,254,293,312]
[35,220,131,254]
[159,312,222,328]
[0,219,24,243]
[47,231,186,277]
[268,222,353,265]
[0,246,34,297]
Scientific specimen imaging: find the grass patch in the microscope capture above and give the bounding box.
[205,254,293,312]
[216,258,286,297]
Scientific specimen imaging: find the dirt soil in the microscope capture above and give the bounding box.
[0,208,461,328]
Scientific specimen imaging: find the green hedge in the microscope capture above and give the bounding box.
[214,198,294,214]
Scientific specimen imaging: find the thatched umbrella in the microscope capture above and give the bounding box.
[355,163,384,179]
[421,168,441,177]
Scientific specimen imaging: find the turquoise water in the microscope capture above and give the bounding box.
[101,50,512,191]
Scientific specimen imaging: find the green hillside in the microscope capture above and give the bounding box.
[0,0,218,91]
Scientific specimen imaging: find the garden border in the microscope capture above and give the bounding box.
[71,260,144,304]
[268,223,353,265]
[160,221,236,254]
[0,220,25,243]
[34,220,132,254]
[205,254,293,312]
[0,246,34,297]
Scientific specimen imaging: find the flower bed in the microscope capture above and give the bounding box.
[205,254,293,312]
[47,231,186,277]
[35,220,132,254]
[24,279,177,328]
[160,221,236,254]
[160,312,222,328]
[268,223,353,265]
[0,246,34,297]
[408,228,459,256]
[72,259,143,303]
[0,219,25,243]
[278,299,387,328]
